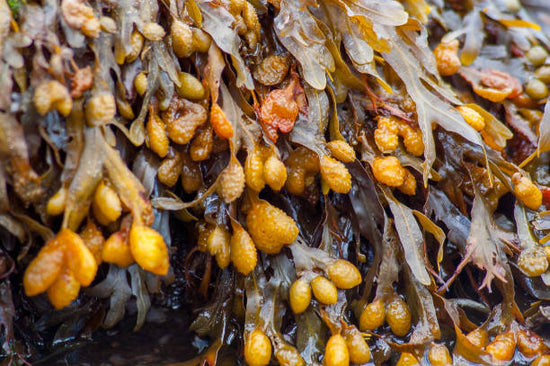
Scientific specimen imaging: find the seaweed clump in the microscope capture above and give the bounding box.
[3,0,550,364]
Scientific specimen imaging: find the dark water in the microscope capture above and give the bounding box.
[34,307,201,366]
